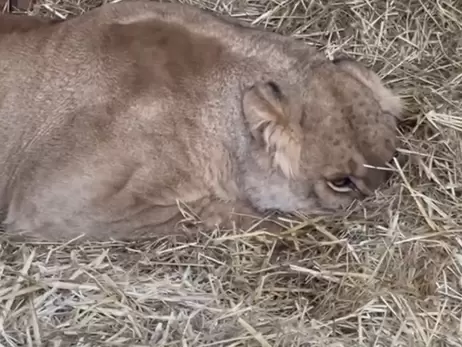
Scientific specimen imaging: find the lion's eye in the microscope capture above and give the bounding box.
[327,177,355,193]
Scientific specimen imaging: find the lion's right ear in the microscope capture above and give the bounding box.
[332,57,403,120]
[242,81,302,179]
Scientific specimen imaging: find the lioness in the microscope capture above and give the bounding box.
[0,1,402,241]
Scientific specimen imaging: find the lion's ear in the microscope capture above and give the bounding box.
[242,80,302,178]
[332,56,403,120]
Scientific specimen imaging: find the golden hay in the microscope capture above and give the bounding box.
[1,0,462,346]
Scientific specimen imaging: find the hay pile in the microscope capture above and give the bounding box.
[1,0,462,346]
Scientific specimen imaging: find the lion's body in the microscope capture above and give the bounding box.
[0,1,401,241]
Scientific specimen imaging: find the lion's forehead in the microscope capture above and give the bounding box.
[301,76,397,163]
[301,110,396,173]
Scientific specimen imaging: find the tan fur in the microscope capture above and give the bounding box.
[0,2,402,241]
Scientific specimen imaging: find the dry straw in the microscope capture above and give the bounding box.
[1,0,462,346]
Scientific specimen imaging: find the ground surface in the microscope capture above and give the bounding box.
[1,0,462,346]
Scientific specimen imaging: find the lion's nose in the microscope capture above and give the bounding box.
[383,169,394,182]
[394,151,407,168]
[360,168,392,195]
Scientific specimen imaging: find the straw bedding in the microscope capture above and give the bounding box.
[1,0,461,346]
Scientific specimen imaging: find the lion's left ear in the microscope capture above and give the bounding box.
[242,80,303,178]
[333,56,403,120]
